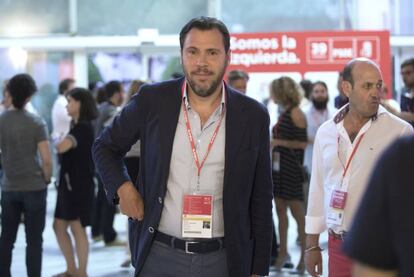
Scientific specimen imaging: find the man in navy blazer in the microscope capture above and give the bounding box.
[93,17,273,277]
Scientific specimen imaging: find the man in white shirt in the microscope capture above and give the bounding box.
[304,81,337,175]
[304,58,413,277]
[51,79,75,141]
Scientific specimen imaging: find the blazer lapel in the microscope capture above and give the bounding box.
[223,87,248,192]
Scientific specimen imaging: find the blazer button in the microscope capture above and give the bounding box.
[148,227,155,233]
[158,197,162,204]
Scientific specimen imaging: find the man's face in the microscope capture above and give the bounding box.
[311,83,328,110]
[2,89,12,109]
[343,62,382,118]
[401,65,414,89]
[181,28,230,98]
[230,78,248,94]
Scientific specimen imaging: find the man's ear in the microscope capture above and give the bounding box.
[342,81,352,98]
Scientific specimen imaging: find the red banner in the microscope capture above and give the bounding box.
[228,30,391,88]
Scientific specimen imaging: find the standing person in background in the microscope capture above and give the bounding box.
[51,79,75,141]
[53,88,98,277]
[0,80,12,113]
[0,73,52,277]
[305,58,413,277]
[95,86,107,105]
[303,81,336,197]
[227,69,249,94]
[299,79,313,110]
[91,80,125,246]
[334,71,349,109]
[379,85,401,115]
[270,76,308,274]
[398,58,414,126]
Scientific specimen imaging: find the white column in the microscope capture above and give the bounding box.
[208,0,221,19]
[69,0,78,34]
[74,50,88,88]
[141,53,150,81]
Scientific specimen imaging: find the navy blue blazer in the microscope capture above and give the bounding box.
[92,78,273,277]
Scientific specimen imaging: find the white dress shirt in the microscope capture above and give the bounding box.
[51,95,71,141]
[304,105,337,172]
[306,105,413,234]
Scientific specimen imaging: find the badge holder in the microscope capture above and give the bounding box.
[181,189,214,239]
[326,187,348,226]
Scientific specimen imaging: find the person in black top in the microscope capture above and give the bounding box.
[343,135,414,277]
[53,88,98,277]
[270,76,308,274]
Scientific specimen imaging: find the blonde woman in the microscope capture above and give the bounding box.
[270,76,307,274]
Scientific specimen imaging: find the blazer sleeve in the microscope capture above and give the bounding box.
[251,110,274,275]
[92,90,147,204]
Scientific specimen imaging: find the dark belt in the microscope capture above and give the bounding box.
[328,229,347,241]
[154,231,225,254]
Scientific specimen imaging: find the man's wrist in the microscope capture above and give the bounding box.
[117,181,133,196]
[305,245,323,253]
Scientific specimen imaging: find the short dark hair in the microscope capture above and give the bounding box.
[179,16,230,53]
[343,58,380,88]
[104,80,122,100]
[401,58,414,69]
[95,86,107,104]
[300,79,313,99]
[342,61,357,87]
[312,81,328,92]
[59,78,75,95]
[7,73,37,110]
[67,88,98,121]
[227,70,249,85]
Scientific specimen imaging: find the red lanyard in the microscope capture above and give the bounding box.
[337,133,365,179]
[181,81,226,182]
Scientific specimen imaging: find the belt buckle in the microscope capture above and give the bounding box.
[185,241,197,254]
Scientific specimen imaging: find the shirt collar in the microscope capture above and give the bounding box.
[333,103,386,124]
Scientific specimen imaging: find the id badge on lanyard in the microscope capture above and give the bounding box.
[327,134,365,226]
[182,191,214,238]
[327,188,348,226]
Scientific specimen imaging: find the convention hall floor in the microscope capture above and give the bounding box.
[7,186,328,276]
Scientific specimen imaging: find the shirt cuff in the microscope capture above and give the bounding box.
[305,215,326,234]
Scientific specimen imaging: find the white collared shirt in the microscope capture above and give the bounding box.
[51,95,71,141]
[305,105,413,234]
[304,105,337,172]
